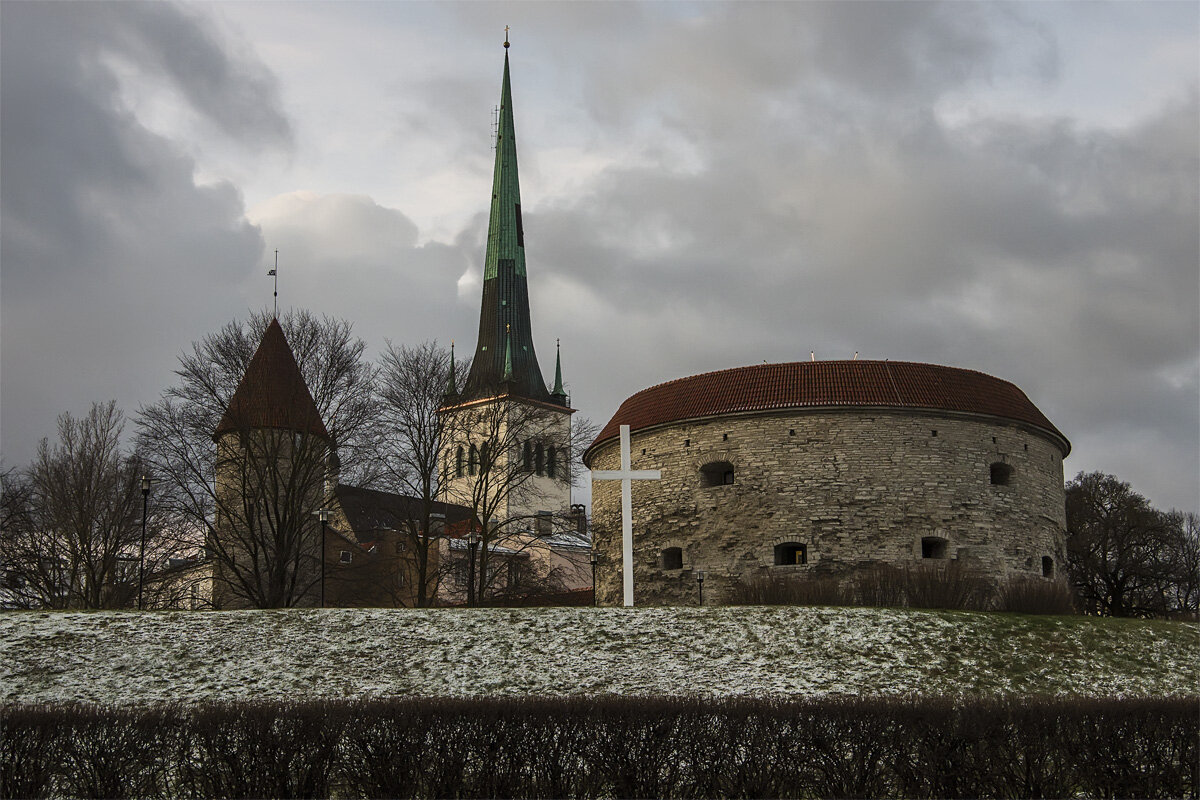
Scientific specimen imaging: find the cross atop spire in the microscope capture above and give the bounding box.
[504,25,510,48]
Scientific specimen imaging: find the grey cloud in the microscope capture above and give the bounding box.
[1,1,289,467]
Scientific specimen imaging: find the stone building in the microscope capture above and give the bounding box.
[584,360,1070,606]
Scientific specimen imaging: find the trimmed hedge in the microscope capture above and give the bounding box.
[3,695,1196,798]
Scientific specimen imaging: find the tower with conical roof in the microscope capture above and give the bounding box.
[211,318,332,609]
[440,38,574,531]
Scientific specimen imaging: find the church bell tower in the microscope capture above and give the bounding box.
[439,39,574,528]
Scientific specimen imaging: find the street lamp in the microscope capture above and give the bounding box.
[138,475,151,611]
[466,531,480,607]
[696,569,706,606]
[317,509,329,608]
[590,554,599,607]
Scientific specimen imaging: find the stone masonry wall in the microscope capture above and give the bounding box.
[588,410,1067,607]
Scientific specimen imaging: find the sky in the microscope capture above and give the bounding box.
[1,1,1197,513]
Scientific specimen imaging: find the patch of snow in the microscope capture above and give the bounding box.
[0,607,1195,706]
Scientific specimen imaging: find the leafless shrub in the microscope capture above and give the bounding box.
[904,560,993,610]
[853,563,909,607]
[725,572,849,606]
[996,575,1077,615]
[2,696,1197,798]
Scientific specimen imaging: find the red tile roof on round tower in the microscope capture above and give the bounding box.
[213,318,329,441]
[585,360,1069,463]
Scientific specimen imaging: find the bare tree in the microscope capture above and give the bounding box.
[1,403,149,608]
[1155,510,1200,617]
[1066,471,1179,617]
[375,340,460,606]
[138,310,375,608]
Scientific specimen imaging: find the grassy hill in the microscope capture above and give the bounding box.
[1,606,1195,705]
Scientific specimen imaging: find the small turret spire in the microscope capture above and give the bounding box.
[446,340,458,397]
[551,338,567,400]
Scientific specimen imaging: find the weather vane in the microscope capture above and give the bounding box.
[267,249,278,318]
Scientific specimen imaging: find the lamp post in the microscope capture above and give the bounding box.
[317,509,329,608]
[696,570,706,606]
[466,531,480,607]
[138,475,151,611]
[590,555,599,607]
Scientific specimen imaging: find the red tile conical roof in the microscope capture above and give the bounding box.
[213,319,329,441]
[585,360,1069,462]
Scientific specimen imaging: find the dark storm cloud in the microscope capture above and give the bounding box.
[517,3,1197,510]
[1,2,291,465]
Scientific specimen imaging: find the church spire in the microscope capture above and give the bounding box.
[458,40,561,406]
[551,338,567,402]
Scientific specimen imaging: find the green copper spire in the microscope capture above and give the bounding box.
[551,338,566,399]
[483,47,525,282]
[460,40,562,406]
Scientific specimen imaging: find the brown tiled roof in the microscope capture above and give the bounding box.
[213,319,330,440]
[586,360,1069,462]
[333,485,473,534]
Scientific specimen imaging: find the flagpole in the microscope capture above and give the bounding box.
[268,249,278,318]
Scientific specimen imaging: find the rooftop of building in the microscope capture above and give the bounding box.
[586,359,1070,462]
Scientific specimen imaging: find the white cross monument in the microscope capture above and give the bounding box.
[590,424,661,607]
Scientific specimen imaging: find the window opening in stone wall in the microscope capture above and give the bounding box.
[1042,556,1054,577]
[790,429,796,436]
[723,433,728,441]
[535,443,544,476]
[524,440,533,472]
[931,430,938,437]
[700,461,735,487]
[456,446,464,478]
[990,462,1013,486]
[547,447,557,479]
[339,550,353,565]
[469,444,478,476]
[684,438,690,448]
[774,542,807,565]
[661,547,683,570]
[479,443,489,470]
[921,537,948,559]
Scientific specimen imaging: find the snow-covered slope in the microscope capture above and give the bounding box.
[1,607,1194,705]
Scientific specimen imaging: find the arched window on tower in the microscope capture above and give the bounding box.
[524,440,533,472]
[456,446,464,478]
[535,443,544,476]
[468,444,478,476]
[774,542,807,565]
[700,461,735,488]
[547,446,557,479]
[480,442,489,471]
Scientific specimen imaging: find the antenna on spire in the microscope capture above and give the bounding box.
[267,249,279,318]
[504,25,510,48]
